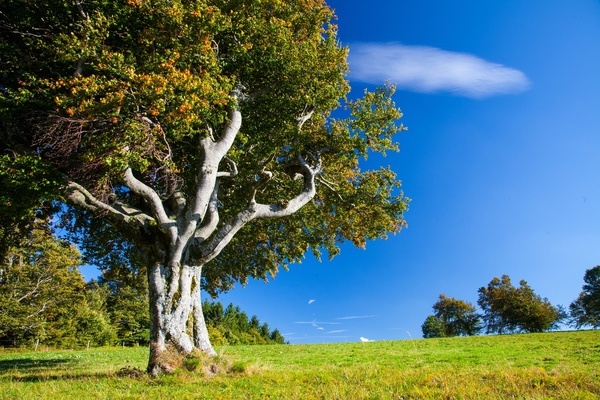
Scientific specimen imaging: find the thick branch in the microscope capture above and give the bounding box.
[181,102,243,255]
[194,185,220,243]
[123,167,174,233]
[164,97,243,265]
[65,181,155,240]
[213,103,242,155]
[196,208,255,265]
[253,153,320,218]
[196,154,321,264]
[66,181,132,221]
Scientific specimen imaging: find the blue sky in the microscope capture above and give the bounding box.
[214,0,600,343]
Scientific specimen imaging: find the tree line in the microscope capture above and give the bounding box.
[0,224,285,348]
[422,268,600,338]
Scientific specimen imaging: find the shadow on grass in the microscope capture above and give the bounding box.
[0,371,121,383]
[0,358,145,382]
[0,358,72,373]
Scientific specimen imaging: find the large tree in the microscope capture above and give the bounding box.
[569,265,600,329]
[478,275,561,334]
[0,0,408,374]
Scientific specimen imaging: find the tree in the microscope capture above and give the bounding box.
[86,279,150,346]
[202,300,285,345]
[94,259,152,346]
[1,0,408,374]
[421,315,446,339]
[0,223,114,347]
[421,294,481,338]
[569,265,600,329]
[478,275,561,334]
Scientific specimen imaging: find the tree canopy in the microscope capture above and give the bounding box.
[421,294,481,338]
[1,0,408,373]
[569,265,600,329]
[1,0,406,289]
[478,275,562,334]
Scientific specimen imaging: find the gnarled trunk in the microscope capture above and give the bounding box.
[146,262,215,376]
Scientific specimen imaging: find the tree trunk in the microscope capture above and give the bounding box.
[146,261,215,376]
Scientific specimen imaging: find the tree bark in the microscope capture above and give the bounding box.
[146,261,215,376]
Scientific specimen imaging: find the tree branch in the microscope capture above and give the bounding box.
[248,153,275,204]
[65,180,155,237]
[66,181,130,220]
[122,167,174,233]
[194,184,220,243]
[213,95,242,155]
[216,157,238,178]
[253,152,321,218]
[184,100,243,246]
[168,191,186,219]
[196,208,256,265]
[176,95,243,263]
[296,105,315,132]
[196,153,322,264]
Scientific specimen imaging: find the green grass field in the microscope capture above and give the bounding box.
[1,330,599,399]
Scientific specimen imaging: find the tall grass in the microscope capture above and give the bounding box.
[1,330,598,399]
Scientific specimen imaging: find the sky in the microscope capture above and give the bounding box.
[212,0,600,343]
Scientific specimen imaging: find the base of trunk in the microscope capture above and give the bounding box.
[147,341,220,376]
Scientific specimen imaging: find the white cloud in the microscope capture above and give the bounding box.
[327,330,348,334]
[349,43,530,98]
[308,299,316,305]
[359,337,374,343]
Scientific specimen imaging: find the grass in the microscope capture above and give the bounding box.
[0,330,599,399]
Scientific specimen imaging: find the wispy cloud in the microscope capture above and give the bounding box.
[336,315,376,320]
[294,321,341,325]
[327,330,349,334]
[349,43,530,98]
[308,299,316,305]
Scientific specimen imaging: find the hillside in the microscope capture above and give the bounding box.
[1,330,598,399]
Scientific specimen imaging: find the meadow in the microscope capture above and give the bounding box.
[0,330,598,399]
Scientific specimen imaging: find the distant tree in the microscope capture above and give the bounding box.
[202,300,286,345]
[95,264,151,346]
[478,275,561,334]
[0,223,114,347]
[269,329,285,343]
[421,315,446,338]
[569,265,600,329]
[422,294,481,338]
[74,302,117,347]
[79,282,117,346]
